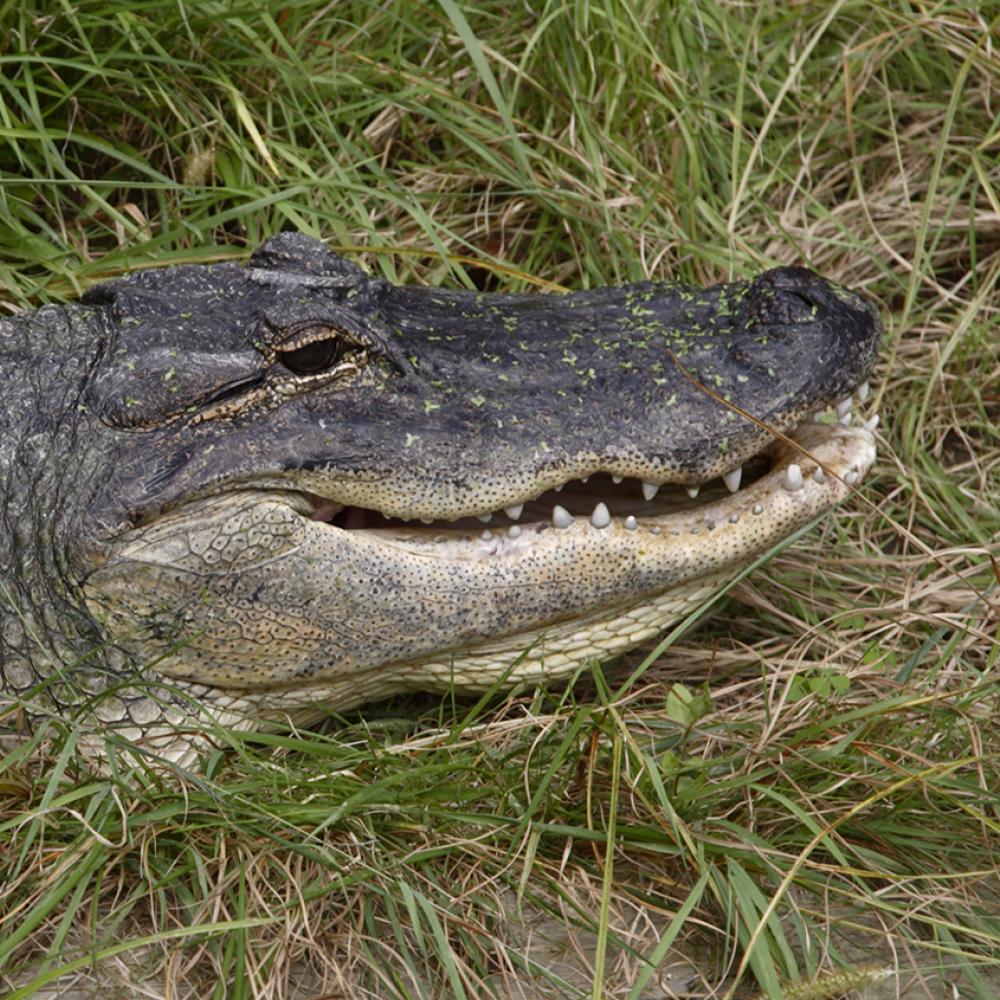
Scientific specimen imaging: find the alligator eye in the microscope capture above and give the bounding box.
[279,339,342,375]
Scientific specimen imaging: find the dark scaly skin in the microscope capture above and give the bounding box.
[0,234,880,755]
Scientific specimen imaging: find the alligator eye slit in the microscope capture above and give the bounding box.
[200,373,266,409]
[279,338,342,375]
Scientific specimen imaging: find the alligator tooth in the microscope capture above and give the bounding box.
[784,464,804,491]
[722,466,742,493]
[504,503,523,520]
[857,381,870,401]
[581,475,590,484]
[477,513,492,523]
[812,467,826,483]
[641,480,659,501]
[685,485,700,499]
[612,475,623,484]
[837,413,852,427]
[553,483,564,492]
[552,505,573,529]
[814,410,827,421]
[863,414,880,432]
[480,530,492,541]
[836,397,853,418]
[590,502,611,529]
[844,469,859,484]
[624,515,637,531]
[508,525,522,538]
[753,503,763,514]
[729,513,740,523]
[419,518,433,524]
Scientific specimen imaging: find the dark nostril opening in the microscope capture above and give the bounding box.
[751,285,822,327]
[748,267,829,327]
[778,290,820,324]
[766,288,821,326]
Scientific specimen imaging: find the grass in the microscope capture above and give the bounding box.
[1,0,998,997]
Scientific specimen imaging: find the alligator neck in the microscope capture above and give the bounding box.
[0,303,113,717]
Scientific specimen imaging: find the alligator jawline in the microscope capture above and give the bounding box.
[302,411,877,557]
[322,460,773,532]
[314,458,775,533]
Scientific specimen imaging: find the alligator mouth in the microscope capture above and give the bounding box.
[82,383,878,712]
[307,386,878,549]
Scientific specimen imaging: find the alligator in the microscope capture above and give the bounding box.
[0,233,880,758]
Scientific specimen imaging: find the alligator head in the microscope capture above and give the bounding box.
[0,234,879,756]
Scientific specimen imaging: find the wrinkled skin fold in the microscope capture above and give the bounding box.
[0,234,880,758]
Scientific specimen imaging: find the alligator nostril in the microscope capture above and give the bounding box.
[748,267,828,327]
[754,288,820,326]
[779,290,820,324]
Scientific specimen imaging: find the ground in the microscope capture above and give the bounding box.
[1,2,998,998]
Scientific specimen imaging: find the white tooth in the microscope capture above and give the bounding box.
[845,469,859,484]
[857,381,870,401]
[722,466,742,493]
[504,504,523,520]
[836,397,852,418]
[642,480,660,501]
[553,483,564,492]
[729,513,740,523]
[784,464,804,491]
[480,530,492,541]
[590,502,611,529]
[863,414,880,432]
[419,518,433,524]
[752,503,763,514]
[508,525,522,538]
[552,505,573,529]
[814,410,826,421]
[581,475,590,484]
[685,485,700,499]
[838,412,852,427]
[624,515,637,531]
[612,475,623,484]
[812,467,826,483]
[477,513,492,523]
